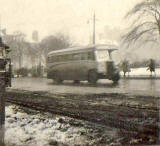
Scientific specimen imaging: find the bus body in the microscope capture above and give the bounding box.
[47,44,120,83]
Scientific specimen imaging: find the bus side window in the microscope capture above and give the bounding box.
[73,53,81,60]
[88,52,94,60]
[52,56,55,62]
[81,53,84,60]
[61,55,68,62]
[61,55,65,62]
[51,56,54,62]
[81,53,87,60]
[68,54,73,61]
[58,56,62,62]
[55,56,58,62]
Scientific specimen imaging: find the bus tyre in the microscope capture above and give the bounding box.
[73,80,80,84]
[88,70,98,84]
[112,73,120,83]
[54,72,63,84]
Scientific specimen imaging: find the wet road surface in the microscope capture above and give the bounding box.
[7,78,159,145]
[10,77,160,96]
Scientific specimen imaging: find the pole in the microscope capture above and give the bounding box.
[0,17,5,146]
[93,12,96,44]
[0,73,5,146]
[0,18,7,145]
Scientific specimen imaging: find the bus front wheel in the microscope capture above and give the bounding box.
[88,70,98,84]
[112,73,120,83]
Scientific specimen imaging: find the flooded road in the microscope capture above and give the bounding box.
[7,78,159,145]
[11,77,160,96]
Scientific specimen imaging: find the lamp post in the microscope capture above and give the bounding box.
[93,12,96,44]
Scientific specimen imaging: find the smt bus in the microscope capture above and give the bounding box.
[47,44,120,83]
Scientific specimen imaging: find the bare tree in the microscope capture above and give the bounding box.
[123,0,160,47]
[3,31,27,69]
[40,33,72,57]
[13,31,26,69]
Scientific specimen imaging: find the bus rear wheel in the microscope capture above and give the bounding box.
[73,80,80,84]
[54,78,63,84]
[54,72,63,84]
[88,70,98,84]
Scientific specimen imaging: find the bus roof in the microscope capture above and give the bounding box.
[47,44,118,56]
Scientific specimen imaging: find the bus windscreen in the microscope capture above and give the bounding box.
[95,50,110,62]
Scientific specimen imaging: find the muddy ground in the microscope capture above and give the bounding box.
[5,89,160,145]
[5,104,122,146]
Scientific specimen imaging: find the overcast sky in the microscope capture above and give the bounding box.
[0,0,142,44]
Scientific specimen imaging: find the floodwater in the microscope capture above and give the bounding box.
[11,77,160,96]
[116,79,160,96]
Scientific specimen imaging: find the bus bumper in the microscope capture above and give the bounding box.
[98,71,120,82]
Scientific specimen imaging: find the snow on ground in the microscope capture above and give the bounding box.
[5,105,89,146]
[5,104,121,146]
[120,67,160,77]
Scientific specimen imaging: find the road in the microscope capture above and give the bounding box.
[10,77,160,96]
[6,77,159,145]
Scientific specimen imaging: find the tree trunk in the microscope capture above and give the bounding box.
[19,52,23,69]
[18,53,23,77]
[124,72,126,78]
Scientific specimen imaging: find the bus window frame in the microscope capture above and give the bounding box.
[48,50,96,63]
[87,51,95,60]
[95,50,111,62]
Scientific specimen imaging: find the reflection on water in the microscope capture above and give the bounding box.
[150,80,156,91]
[121,79,130,89]
[49,78,160,93]
[120,79,160,94]
[12,77,160,96]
